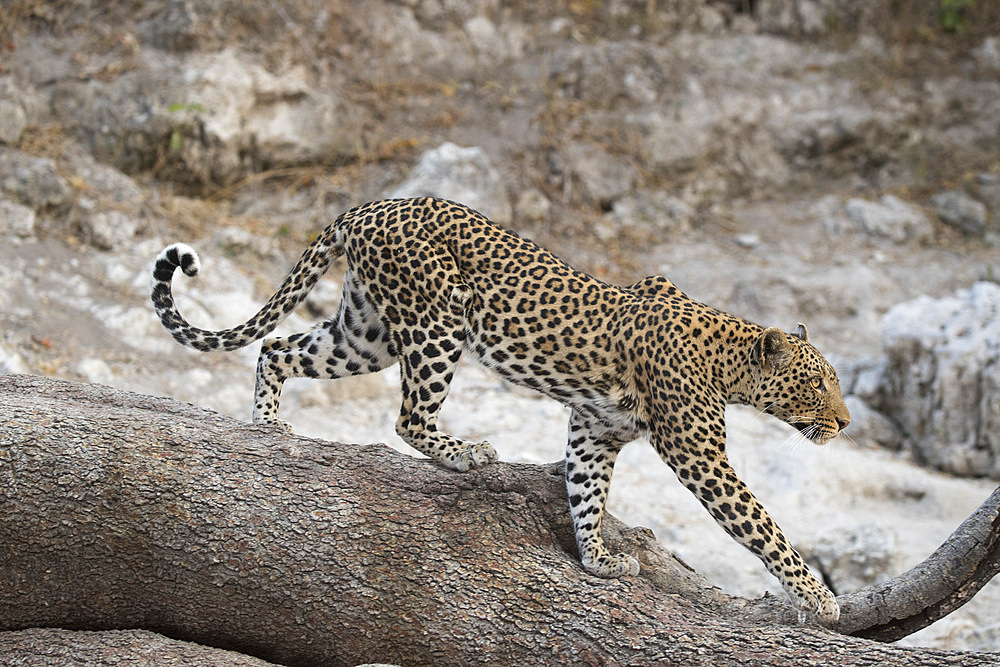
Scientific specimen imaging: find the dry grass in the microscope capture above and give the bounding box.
[0,0,47,47]
[16,123,74,160]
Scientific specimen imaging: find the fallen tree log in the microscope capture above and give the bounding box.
[0,374,997,666]
[0,627,281,666]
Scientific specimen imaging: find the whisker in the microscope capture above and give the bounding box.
[755,401,781,419]
[838,429,862,449]
[775,428,805,455]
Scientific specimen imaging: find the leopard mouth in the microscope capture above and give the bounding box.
[791,421,831,444]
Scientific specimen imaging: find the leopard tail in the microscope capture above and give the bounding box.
[150,223,344,352]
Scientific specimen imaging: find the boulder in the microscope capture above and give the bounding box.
[78,206,142,251]
[167,49,357,177]
[0,100,27,146]
[0,149,74,211]
[464,15,526,63]
[930,189,989,236]
[975,173,1000,220]
[67,151,145,208]
[0,347,29,375]
[971,36,1000,70]
[564,142,637,208]
[0,199,36,238]
[0,75,44,146]
[843,395,904,451]
[630,108,712,175]
[880,282,1000,478]
[595,192,693,241]
[514,188,551,222]
[385,142,511,223]
[806,523,901,594]
[844,195,934,243]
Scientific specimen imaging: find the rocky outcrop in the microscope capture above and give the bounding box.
[46,48,360,187]
[879,282,1000,478]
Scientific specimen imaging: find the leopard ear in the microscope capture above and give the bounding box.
[751,327,793,373]
[791,323,809,342]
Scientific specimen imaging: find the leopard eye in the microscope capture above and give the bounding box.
[810,377,824,391]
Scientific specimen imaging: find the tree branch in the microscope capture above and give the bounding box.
[1,374,997,665]
[838,484,1000,642]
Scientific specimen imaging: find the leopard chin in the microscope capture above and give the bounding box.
[791,421,836,445]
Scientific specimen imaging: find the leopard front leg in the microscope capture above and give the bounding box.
[565,411,639,578]
[714,477,840,623]
[657,435,839,622]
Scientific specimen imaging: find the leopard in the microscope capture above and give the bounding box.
[151,196,850,622]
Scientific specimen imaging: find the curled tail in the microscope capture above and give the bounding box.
[151,224,344,352]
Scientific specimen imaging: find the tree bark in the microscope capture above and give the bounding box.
[0,627,282,666]
[1,374,997,666]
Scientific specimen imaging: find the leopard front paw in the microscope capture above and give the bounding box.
[790,580,839,624]
[253,418,293,434]
[447,440,498,472]
[583,552,640,578]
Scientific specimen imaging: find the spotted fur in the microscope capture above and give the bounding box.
[151,197,850,622]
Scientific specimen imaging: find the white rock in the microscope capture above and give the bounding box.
[972,37,1000,70]
[82,207,141,251]
[844,395,903,451]
[807,523,900,595]
[304,278,343,318]
[881,282,1000,477]
[844,194,934,243]
[565,143,637,207]
[514,188,551,222]
[163,49,359,181]
[464,15,525,61]
[807,523,901,594]
[930,189,988,235]
[0,346,30,375]
[77,358,115,385]
[0,99,26,145]
[733,233,760,249]
[0,199,35,237]
[386,142,512,223]
[610,192,694,235]
[849,356,889,404]
[631,109,711,174]
[0,149,74,210]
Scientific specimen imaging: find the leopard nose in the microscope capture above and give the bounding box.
[836,417,850,431]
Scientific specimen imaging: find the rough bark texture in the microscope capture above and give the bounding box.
[0,627,281,666]
[1,374,998,666]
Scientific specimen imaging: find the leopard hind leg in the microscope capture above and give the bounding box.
[252,271,397,430]
[393,283,497,472]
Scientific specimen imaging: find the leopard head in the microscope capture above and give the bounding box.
[748,324,850,445]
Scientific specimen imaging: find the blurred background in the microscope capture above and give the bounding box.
[1,0,998,651]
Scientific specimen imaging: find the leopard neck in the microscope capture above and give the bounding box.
[629,294,765,407]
